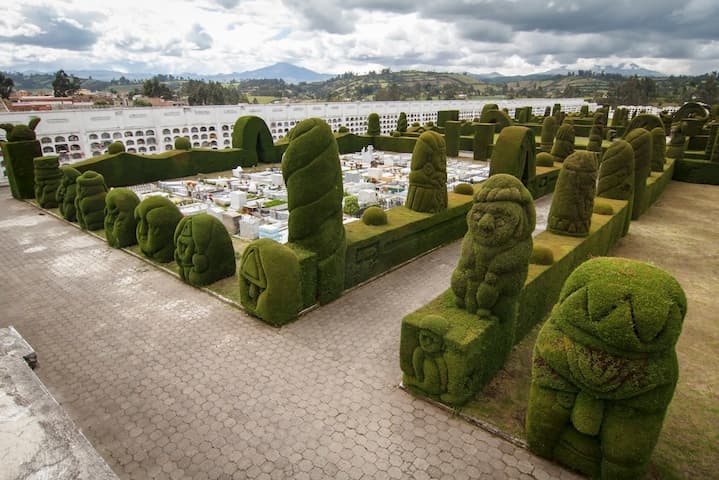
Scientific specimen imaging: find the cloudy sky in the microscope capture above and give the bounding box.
[1,0,718,76]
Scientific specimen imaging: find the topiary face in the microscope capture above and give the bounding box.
[135,196,183,262]
[173,213,236,286]
[467,201,524,247]
[104,188,140,248]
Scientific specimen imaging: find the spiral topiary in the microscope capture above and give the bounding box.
[526,257,686,480]
[104,188,141,248]
[550,123,575,163]
[135,196,183,263]
[405,131,447,213]
[33,155,63,208]
[396,112,408,133]
[540,116,557,153]
[174,212,236,286]
[625,128,652,220]
[547,151,597,237]
[367,113,381,136]
[283,118,346,304]
[107,141,125,154]
[57,166,81,222]
[453,183,474,195]
[650,127,666,172]
[174,136,191,150]
[75,171,108,231]
[361,206,388,225]
[587,113,605,153]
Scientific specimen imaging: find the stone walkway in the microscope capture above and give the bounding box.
[0,187,577,480]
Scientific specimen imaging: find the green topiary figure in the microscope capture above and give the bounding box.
[104,188,140,248]
[405,131,448,213]
[587,113,605,154]
[526,257,687,480]
[548,151,598,237]
[33,155,63,208]
[540,116,557,153]
[232,115,278,164]
[74,171,108,231]
[57,166,81,222]
[367,113,381,136]
[437,110,459,127]
[536,152,554,167]
[530,245,554,265]
[704,122,718,158]
[550,123,575,163]
[283,118,346,304]
[666,123,685,160]
[579,105,589,117]
[337,125,349,134]
[453,183,474,195]
[479,103,499,123]
[552,103,562,118]
[623,113,664,139]
[650,127,666,172]
[174,212,236,287]
[107,141,125,154]
[361,206,388,225]
[239,238,302,326]
[597,139,635,235]
[403,315,450,395]
[451,174,535,320]
[625,128,652,220]
[1,118,42,199]
[396,112,408,133]
[488,126,536,186]
[134,196,183,263]
[174,136,191,151]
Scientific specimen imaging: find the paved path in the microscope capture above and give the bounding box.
[0,187,577,480]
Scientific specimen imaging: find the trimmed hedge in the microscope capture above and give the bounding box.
[75,171,108,231]
[672,158,719,184]
[444,120,461,157]
[174,212,236,287]
[625,128,652,220]
[437,110,459,128]
[58,166,81,222]
[361,206,388,225]
[406,131,448,213]
[232,115,280,164]
[540,116,557,153]
[472,123,495,161]
[548,151,597,237]
[135,195,183,263]
[488,126,536,186]
[33,155,63,208]
[397,112,408,133]
[453,183,474,195]
[651,127,667,172]
[104,188,140,248]
[526,257,686,480]
[367,113,381,136]
[1,139,42,199]
[536,152,554,167]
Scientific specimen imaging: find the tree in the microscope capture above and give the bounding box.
[0,73,14,99]
[142,76,174,100]
[52,69,81,97]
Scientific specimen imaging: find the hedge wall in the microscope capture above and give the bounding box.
[672,158,719,185]
[1,140,42,199]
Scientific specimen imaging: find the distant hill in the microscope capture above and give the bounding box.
[473,62,664,83]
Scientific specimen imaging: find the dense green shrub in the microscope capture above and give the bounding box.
[625,128,652,220]
[108,141,125,154]
[1,118,42,199]
[587,113,605,153]
[361,206,388,225]
[283,118,346,305]
[472,123,494,161]
[33,155,63,208]
[0,117,40,142]
[134,196,183,262]
[479,104,499,123]
[488,126,536,186]
[57,166,81,221]
[579,105,589,116]
[593,200,614,215]
[337,125,349,134]
[526,257,686,480]
[444,121,461,157]
[536,152,554,167]
[174,137,191,150]
[232,115,279,164]
[367,113,381,135]
[453,183,474,195]
[396,112,407,133]
[651,127,667,172]
[540,116,557,152]
[75,171,108,230]
[550,124,575,163]
[481,109,513,133]
[174,212,236,286]
[548,151,597,237]
[104,188,140,248]
[530,245,554,265]
[239,238,302,326]
[406,131,447,213]
[704,122,718,157]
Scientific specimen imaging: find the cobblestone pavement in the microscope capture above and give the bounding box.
[0,188,578,480]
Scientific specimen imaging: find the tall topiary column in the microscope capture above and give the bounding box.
[135,196,183,263]
[405,131,447,213]
[174,212,236,287]
[596,140,635,235]
[396,112,408,133]
[33,155,63,208]
[437,110,459,128]
[104,188,141,248]
[625,128,652,220]
[587,113,605,154]
[57,166,81,222]
[282,118,346,304]
[0,118,42,199]
[650,127,666,172]
[367,113,381,136]
[444,121,461,157]
[550,123,575,163]
[540,116,557,153]
[526,257,686,480]
[473,123,494,161]
[75,171,108,231]
[547,151,597,237]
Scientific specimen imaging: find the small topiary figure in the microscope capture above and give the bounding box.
[403,315,450,395]
[625,128,652,220]
[107,141,125,154]
[550,123,575,163]
[75,171,108,231]
[361,206,388,225]
[526,257,687,480]
[33,155,63,208]
[174,212,236,287]
[453,183,474,195]
[451,174,535,320]
[1,118,42,199]
[396,112,408,133]
[666,123,685,160]
[405,131,447,213]
[530,245,554,265]
[104,188,141,248]
[174,136,191,151]
[135,196,183,263]
[547,151,598,237]
[540,116,557,153]
[283,118,346,304]
[650,127,666,172]
[57,166,81,222]
[596,140,635,235]
[367,113,381,136]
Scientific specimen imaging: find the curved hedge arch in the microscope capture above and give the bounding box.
[488,126,536,186]
[232,115,277,165]
[623,113,665,139]
[482,109,513,133]
[672,101,708,122]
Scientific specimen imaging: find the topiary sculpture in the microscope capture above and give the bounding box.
[174,136,191,151]
[587,113,605,154]
[666,123,685,160]
[472,123,494,161]
[540,116,557,153]
[367,113,381,136]
[550,123,575,163]
[405,131,448,213]
[1,117,42,199]
[361,206,388,225]
[526,257,687,480]
[444,120,461,157]
[396,112,408,133]
[74,171,108,231]
[596,139,634,235]
[174,212,236,287]
[451,174,535,320]
[530,245,554,265]
[623,113,664,139]
[547,151,597,237]
[231,115,278,164]
[403,315,450,396]
[536,152,555,167]
[134,195,183,263]
[453,183,474,195]
[488,126,536,186]
[479,103,499,123]
[57,166,81,222]
[104,188,140,248]
[107,141,125,154]
[650,127,666,172]
[625,128,652,220]
[33,155,63,208]
[282,118,346,304]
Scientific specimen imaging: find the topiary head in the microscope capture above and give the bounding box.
[362,206,387,225]
[134,196,183,261]
[174,136,191,150]
[2,118,40,142]
[108,141,125,154]
[418,315,450,353]
[104,188,140,247]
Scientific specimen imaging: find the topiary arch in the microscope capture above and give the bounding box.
[232,115,277,165]
[488,126,536,187]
